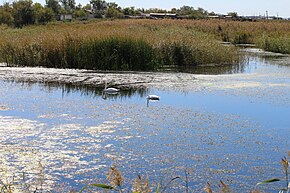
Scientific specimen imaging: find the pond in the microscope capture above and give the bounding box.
[0,49,289,192]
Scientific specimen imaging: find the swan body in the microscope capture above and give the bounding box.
[147,95,160,100]
[104,87,119,93]
[103,81,119,94]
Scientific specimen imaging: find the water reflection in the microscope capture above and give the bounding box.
[179,49,290,75]
[5,80,149,100]
[181,62,248,74]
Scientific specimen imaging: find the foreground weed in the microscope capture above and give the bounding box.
[204,181,234,193]
[204,182,213,193]
[80,164,124,193]
[155,176,180,193]
[107,165,124,191]
[280,156,289,193]
[132,174,150,193]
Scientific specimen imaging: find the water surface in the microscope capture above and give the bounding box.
[0,51,289,192]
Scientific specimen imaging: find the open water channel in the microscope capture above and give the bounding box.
[0,49,289,192]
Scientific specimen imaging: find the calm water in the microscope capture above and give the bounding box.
[0,51,290,192]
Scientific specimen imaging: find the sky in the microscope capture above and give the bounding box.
[1,0,290,18]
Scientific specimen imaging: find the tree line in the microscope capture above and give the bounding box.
[0,0,216,27]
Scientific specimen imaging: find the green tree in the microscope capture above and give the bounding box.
[228,12,238,18]
[90,0,106,10]
[67,0,76,10]
[105,2,122,18]
[0,3,14,25]
[74,9,87,18]
[106,7,123,18]
[170,8,177,14]
[178,6,194,15]
[90,0,107,18]
[12,0,35,27]
[82,3,91,10]
[122,6,136,16]
[46,0,61,14]
[34,3,54,24]
[60,0,69,11]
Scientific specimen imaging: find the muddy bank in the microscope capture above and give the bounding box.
[1,61,290,91]
[0,63,198,90]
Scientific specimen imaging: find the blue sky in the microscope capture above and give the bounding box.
[1,0,289,18]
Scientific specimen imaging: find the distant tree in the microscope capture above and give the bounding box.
[106,6,123,18]
[59,0,69,11]
[90,0,106,10]
[46,0,61,14]
[0,3,14,25]
[192,7,208,19]
[228,12,238,18]
[74,9,87,18]
[170,8,177,14]
[178,6,194,15]
[122,6,136,15]
[75,3,82,10]
[176,6,209,19]
[105,2,122,18]
[34,3,54,24]
[136,8,145,14]
[12,0,35,27]
[83,3,91,10]
[90,0,107,18]
[67,0,76,10]
[0,9,14,25]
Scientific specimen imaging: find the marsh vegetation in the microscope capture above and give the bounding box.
[0,19,242,70]
[1,19,290,71]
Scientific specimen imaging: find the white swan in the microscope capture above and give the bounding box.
[146,95,160,100]
[103,81,119,94]
[146,94,160,107]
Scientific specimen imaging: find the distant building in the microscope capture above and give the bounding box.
[207,14,232,19]
[149,13,177,19]
[59,14,73,21]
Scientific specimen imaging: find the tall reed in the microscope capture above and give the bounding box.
[0,19,245,70]
[257,35,290,54]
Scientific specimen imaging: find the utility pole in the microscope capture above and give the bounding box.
[266,10,268,19]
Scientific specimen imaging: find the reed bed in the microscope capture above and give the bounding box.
[257,35,290,54]
[184,19,290,54]
[1,19,289,70]
[0,19,241,70]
